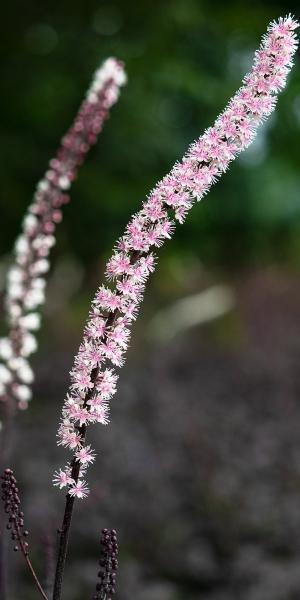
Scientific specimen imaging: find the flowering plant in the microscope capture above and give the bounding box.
[0,15,298,600]
[55,16,299,498]
[0,57,126,411]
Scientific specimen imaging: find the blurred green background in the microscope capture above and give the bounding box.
[1,0,300,272]
[2,1,300,599]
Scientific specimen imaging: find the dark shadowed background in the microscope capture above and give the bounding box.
[1,1,300,598]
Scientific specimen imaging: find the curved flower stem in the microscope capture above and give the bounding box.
[23,552,48,600]
[52,254,144,598]
[53,235,146,596]
[0,402,16,600]
[1,468,48,599]
[54,16,299,498]
[52,302,124,598]
[52,15,299,598]
[0,518,8,600]
[52,327,117,598]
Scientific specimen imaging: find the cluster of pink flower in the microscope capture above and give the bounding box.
[0,58,126,411]
[55,16,299,498]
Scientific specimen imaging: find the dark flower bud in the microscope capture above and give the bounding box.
[1,469,30,559]
[93,528,119,599]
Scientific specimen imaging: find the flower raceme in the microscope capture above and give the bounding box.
[1,469,48,600]
[0,58,126,410]
[92,528,119,600]
[54,17,299,498]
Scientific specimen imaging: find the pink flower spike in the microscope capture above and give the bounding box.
[54,16,299,498]
[0,57,126,410]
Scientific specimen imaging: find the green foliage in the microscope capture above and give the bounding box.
[1,0,300,267]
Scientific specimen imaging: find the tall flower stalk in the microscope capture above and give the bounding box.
[52,15,298,600]
[0,58,126,412]
[92,528,119,600]
[1,468,48,599]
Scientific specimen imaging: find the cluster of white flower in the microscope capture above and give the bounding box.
[87,57,127,105]
[0,57,126,410]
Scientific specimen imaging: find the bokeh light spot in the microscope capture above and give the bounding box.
[92,6,123,36]
[25,24,58,55]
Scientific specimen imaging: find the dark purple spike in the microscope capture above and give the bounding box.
[92,528,119,599]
